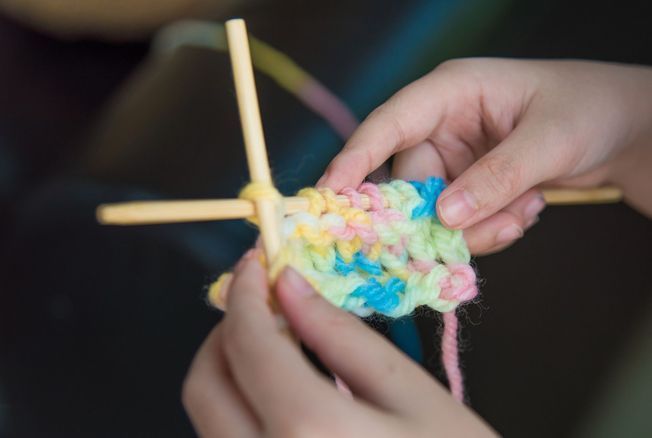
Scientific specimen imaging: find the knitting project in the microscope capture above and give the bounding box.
[210,176,478,401]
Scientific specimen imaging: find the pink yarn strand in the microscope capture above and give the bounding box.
[298,80,359,140]
[442,311,464,403]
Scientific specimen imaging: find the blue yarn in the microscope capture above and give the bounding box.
[334,252,355,275]
[352,251,383,275]
[334,251,383,276]
[351,277,405,313]
[410,176,446,219]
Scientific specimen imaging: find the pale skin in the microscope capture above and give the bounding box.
[184,59,652,436]
[183,251,496,437]
[319,59,652,254]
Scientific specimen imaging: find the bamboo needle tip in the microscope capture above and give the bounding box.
[96,209,105,224]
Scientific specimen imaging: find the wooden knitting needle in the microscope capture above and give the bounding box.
[97,186,623,225]
[225,18,283,264]
[541,186,622,205]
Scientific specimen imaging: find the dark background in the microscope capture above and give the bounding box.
[1,0,651,436]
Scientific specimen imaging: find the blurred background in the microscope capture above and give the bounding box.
[0,0,651,436]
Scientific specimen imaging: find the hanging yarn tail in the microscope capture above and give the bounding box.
[442,311,464,403]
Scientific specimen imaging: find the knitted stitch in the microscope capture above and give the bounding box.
[210,177,478,401]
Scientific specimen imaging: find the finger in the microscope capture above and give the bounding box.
[221,255,340,424]
[474,239,520,257]
[318,72,458,191]
[474,213,541,256]
[183,326,260,438]
[391,140,447,181]
[463,189,545,254]
[275,267,456,416]
[209,248,261,312]
[436,117,563,229]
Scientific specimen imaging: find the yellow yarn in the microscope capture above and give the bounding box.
[208,273,231,309]
[238,181,284,225]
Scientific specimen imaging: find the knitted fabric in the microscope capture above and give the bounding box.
[210,176,478,401]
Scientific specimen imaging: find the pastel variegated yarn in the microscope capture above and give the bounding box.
[269,177,476,317]
[210,177,478,402]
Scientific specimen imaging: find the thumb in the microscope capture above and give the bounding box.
[275,267,455,416]
[437,120,560,229]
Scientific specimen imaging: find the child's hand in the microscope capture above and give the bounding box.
[319,59,652,254]
[183,251,496,437]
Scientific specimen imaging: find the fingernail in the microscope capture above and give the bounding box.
[281,267,314,297]
[438,190,478,227]
[496,224,524,244]
[524,195,546,221]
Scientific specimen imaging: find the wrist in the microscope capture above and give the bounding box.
[607,64,652,216]
[601,64,652,170]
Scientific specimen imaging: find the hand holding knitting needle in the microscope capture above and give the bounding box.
[319,59,652,254]
[183,250,496,437]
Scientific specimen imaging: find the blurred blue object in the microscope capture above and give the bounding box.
[390,317,424,363]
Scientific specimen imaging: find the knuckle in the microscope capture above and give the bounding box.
[480,154,522,200]
[388,114,408,151]
[369,102,408,151]
[350,147,376,178]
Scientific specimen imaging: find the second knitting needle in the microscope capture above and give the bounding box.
[97,186,623,225]
[225,18,283,265]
